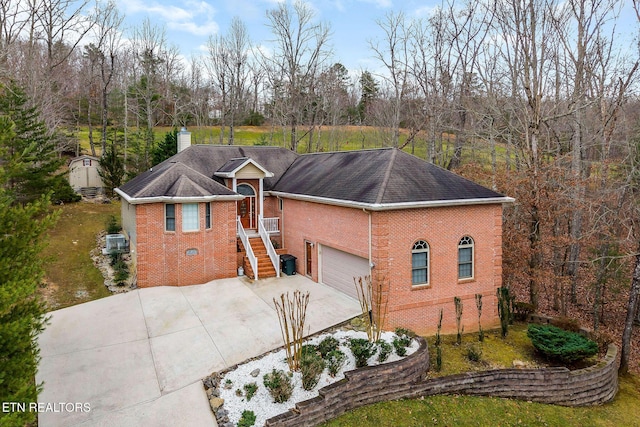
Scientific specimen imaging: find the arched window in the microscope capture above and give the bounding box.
[412,240,429,286]
[458,236,474,279]
[237,183,255,195]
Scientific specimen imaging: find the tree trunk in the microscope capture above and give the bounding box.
[620,249,640,375]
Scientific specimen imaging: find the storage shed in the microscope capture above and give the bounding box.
[69,155,103,197]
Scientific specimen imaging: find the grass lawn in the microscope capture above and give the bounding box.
[323,325,640,427]
[40,200,121,310]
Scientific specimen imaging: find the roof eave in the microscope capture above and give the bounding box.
[267,191,515,211]
[214,158,275,178]
[115,188,244,204]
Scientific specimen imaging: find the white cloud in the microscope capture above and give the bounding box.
[119,0,219,37]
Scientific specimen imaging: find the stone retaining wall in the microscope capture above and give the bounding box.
[265,340,619,427]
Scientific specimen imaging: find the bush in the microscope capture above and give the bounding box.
[243,382,258,401]
[301,344,319,358]
[466,344,482,362]
[238,410,256,427]
[513,301,535,321]
[300,351,325,390]
[325,349,346,377]
[263,369,293,403]
[349,338,375,368]
[376,339,392,363]
[392,329,412,357]
[317,336,340,358]
[106,215,121,234]
[527,324,598,363]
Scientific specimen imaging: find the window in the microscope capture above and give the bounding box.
[205,202,211,229]
[279,198,283,211]
[165,204,176,231]
[411,240,429,286]
[82,158,91,166]
[182,203,199,231]
[458,236,474,279]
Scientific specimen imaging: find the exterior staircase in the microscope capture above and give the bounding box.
[242,237,277,279]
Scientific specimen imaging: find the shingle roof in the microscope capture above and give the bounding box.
[272,148,505,204]
[117,145,510,207]
[118,162,236,199]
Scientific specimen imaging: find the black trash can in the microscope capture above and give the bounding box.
[280,254,297,275]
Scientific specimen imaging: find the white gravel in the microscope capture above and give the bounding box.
[218,330,419,426]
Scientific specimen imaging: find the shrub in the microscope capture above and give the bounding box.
[376,339,392,363]
[325,349,346,377]
[243,382,258,401]
[435,345,443,372]
[238,410,257,427]
[263,369,293,403]
[392,329,412,357]
[301,344,319,358]
[317,336,340,358]
[349,338,375,368]
[527,324,598,363]
[466,344,482,362]
[300,351,325,390]
[513,301,535,321]
[106,215,120,234]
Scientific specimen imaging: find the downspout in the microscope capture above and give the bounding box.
[364,208,372,276]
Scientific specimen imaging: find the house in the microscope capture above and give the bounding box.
[69,155,103,197]
[115,133,514,334]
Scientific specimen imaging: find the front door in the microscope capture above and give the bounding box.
[305,241,313,277]
[236,184,256,229]
[237,198,253,229]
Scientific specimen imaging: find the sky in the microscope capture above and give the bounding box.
[112,0,639,75]
[113,0,443,73]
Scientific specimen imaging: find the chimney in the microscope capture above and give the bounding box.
[177,127,191,152]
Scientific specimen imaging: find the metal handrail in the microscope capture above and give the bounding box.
[237,216,258,280]
[258,215,280,278]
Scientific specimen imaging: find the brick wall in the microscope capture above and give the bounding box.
[135,201,237,287]
[264,339,619,427]
[372,204,503,335]
[280,200,369,282]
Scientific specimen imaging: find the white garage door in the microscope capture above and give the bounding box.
[320,245,370,300]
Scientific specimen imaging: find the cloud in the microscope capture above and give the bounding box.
[120,0,220,36]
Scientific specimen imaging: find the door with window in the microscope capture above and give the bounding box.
[236,184,256,229]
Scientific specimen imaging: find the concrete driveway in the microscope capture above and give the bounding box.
[36,275,360,426]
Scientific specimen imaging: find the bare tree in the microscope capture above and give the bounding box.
[263,0,331,151]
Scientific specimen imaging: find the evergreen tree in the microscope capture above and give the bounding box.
[99,139,125,197]
[0,82,77,204]
[152,128,178,165]
[0,115,58,426]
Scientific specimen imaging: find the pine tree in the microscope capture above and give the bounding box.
[152,128,178,165]
[0,114,58,426]
[0,82,77,204]
[99,139,125,197]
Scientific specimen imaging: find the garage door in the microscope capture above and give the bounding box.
[320,245,370,300]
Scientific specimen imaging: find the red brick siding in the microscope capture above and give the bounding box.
[281,200,369,281]
[135,201,237,287]
[371,205,503,335]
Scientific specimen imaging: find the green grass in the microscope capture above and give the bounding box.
[322,325,640,427]
[40,201,121,309]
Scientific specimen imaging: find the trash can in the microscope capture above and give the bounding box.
[280,254,297,275]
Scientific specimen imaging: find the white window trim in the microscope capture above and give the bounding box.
[165,204,176,232]
[411,240,430,286]
[458,236,474,280]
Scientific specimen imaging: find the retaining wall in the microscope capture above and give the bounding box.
[265,340,619,427]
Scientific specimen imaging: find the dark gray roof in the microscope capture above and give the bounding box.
[117,145,508,206]
[155,145,298,190]
[119,162,236,198]
[217,157,249,174]
[272,148,505,204]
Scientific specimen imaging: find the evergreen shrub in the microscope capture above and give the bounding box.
[527,324,598,363]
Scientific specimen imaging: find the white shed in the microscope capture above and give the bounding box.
[69,155,103,196]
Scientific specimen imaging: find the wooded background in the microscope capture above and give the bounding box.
[2,0,640,372]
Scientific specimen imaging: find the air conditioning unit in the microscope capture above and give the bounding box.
[102,234,130,255]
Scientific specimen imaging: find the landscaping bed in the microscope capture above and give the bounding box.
[204,329,420,427]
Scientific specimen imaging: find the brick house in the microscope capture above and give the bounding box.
[115,133,513,334]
